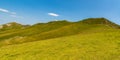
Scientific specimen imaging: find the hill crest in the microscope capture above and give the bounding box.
[0,18,119,27]
[0,18,120,46]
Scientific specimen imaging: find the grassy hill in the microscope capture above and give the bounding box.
[0,28,120,60]
[0,20,72,46]
[0,18,119,46]
[0,18,120,60]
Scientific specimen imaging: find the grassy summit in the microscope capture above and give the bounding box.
[79,18,120,28]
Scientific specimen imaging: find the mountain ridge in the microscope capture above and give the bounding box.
[0,18,119,27]
[0,18,119,46]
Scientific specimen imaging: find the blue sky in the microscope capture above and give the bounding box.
[0,0,120,25]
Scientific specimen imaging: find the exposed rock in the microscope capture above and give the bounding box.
[0,25,3,29]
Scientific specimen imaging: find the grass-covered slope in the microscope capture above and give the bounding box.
[0,29,120,60]
[79,18,120,28]
[0,18,120,60]
[0,20,72,45]
[0,18,119,46]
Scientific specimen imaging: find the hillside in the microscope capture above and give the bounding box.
[0,18,119,46]
[0,18,120,60]
[0,28,120,60]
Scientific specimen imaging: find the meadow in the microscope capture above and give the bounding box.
[0,29,120,60]
[0,18,120,60]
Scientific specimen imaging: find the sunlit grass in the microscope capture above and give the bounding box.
[0,18,120,60]
[0,29,120,60]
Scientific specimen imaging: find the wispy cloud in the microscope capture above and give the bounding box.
[0,8,15,14]
[10,15,24,18]
[0,8,23,18]
[48,13,59,17]
[0,8,9,13]
[11,12,16,15]
[10,15,17,18]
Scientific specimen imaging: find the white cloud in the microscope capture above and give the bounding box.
[0,8,23,18]
[11,12,16,15]
[0,8,9,13]
[10,15,24,18]
[0,8,16,15]
[10,15,17,18]
[48,13,59,17]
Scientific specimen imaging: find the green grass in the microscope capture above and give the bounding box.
[0,18,120,60]
[0,18,116,45]
[0,29,120,60]
[0,20,72,45]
